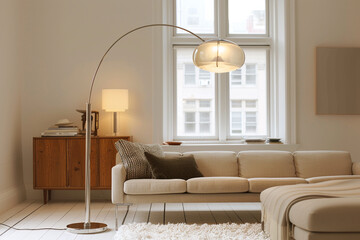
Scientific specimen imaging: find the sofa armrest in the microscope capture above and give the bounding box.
[353,162,360,175]
[112,163,126,204]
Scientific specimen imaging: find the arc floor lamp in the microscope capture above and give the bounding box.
[66,23,245,234]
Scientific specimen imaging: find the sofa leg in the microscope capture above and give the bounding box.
[115,203,132,231]
[115,205,118,231]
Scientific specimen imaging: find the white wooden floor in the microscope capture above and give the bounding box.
[0,201,261,240]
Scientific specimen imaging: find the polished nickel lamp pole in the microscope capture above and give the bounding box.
[66,23,245,234]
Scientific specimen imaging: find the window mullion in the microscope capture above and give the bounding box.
[217,0,228,142]
[218,72,228,142]
[170,48,177,140]
[217,0,227,39]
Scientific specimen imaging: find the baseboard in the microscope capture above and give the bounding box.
[0,185,26,214]
[50,190,111,201]
[25,184,111,201]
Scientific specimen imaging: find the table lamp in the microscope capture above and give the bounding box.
[66,23,245,234]
[102,89,129,136]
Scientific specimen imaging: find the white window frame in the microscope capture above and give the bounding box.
[160,0,297,144]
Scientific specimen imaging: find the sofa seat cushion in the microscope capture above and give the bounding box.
[307,175,360,183]
[124,179,186,195]
[289,198,360,232]
[238,151,296,178]
[293,226,360,240]
[294,151,352,178]
[248,177,307,193]
[183,151,238,177]
[187,177,248,193]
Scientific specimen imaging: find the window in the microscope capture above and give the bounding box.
[245,64,257,85]
[199,100,211,108]
[164,0,292,142]
[176,48,216,138]
[230,99,259,135]
[229,49,267,137]
[199,70,210,80]
[246,100,257,108]
[231,112,242,134]
[199,69,211,86]
[231,69,242,86]
[172,0,268,140]
[228,0,266,35]
[184,99,196,108]
[184,64,196,85]
[176,0,214,34]
[184,112,196,133]
[231,100,242,108]
[179,99,214,136]
[199,112,211,133]
[246,112,257,133]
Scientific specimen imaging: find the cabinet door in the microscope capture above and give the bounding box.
[34,139,67,188]
[67,138,99,188]
[99,138,120,188]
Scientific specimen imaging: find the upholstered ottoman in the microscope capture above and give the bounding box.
[261,180,360,240]
[289,198,360,240]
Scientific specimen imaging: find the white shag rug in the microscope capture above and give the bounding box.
[114,223,269,240]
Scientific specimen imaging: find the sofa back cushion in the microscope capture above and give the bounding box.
[238,151,295,178]
[293,151,352,178]
[183,151,238,176]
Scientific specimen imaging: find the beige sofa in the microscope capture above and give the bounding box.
[112,150,360,229]
[112,150,360,206]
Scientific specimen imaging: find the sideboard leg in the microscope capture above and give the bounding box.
[48,190,52,201]
[43,190,48,204]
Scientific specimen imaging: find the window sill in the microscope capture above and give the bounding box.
[161,143,299,153]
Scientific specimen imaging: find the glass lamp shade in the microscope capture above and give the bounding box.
[193,39,245,73]
[102,89,128,112]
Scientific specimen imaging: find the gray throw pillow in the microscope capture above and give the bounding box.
[144,152,203,180]
[115,139,164,179]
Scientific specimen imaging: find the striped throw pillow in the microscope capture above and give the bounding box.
[115,139,164,179]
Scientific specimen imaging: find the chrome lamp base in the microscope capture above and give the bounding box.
[66,222,107,234]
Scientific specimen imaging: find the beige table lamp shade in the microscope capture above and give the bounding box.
[102,89,128,112]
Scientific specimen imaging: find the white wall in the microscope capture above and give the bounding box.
[20,0,162,199]
[18,0,360,201]
[0,0,26,211]
[295,0,360,162]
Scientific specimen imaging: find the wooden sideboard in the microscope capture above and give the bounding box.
[33,136,132,203]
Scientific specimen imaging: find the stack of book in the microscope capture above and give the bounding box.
[41,120,79,137]
[41,126,79,137]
